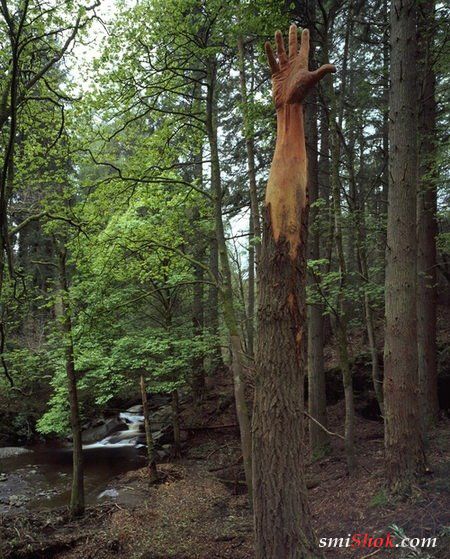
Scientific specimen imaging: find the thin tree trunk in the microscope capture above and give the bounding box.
[206,55,252,497]
[140,375,158,482]
[305,46,328,457]
[417,0,439,428]
[58,247,84,517]
[171,389,181,458]
[237,36,262,267]
[192,205,206,402]
[238,36,260,361]
[322,38,356,473]
[384,0,426,493]
[247,211,255,358]
[208,233,224,372]
[354,136,383,415]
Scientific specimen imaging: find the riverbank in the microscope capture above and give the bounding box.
[1,385,449,559]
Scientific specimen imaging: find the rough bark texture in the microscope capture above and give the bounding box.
[417,0,439,427]
[254,98,324,559]
[254,197,317,558]
[140,375,158,482]
[384,0,426,492]
[254,107,314,555]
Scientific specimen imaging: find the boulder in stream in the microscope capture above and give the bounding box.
[81,416,123,444]
[0,447,33,459]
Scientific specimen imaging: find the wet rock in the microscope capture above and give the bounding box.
[81,416,123,444]
[98,488,119,499]
[0,447,32,458]
[126,404,143,414]
[0,473,7,482]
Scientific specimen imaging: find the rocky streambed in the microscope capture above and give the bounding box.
[0,396,177,514]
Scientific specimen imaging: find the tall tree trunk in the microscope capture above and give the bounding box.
[253,25,334,558]
[238,36,261,361]
[305,42,328,457]
[140,375,158,482]
[58,246,84,517]
[247,211,256,358]
[384,0,426,493]
[417,0,439,428]
[322,27,356,474]
[237,35,262,267]
[208,233,224,372]
[206,55,253,497]
[354,135,383,415]
[192,205,206,402]
[254,102,317,558]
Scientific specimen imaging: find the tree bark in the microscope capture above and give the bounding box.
[254,105,316,558]
[384,0,426,493]
[247,211,256,358]
[417,0,439,428]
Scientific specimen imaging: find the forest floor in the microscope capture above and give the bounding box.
[1,370,449,559]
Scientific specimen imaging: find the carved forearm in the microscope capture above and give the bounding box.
[265,104,307,258]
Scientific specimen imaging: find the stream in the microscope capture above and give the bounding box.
[0,399,174,514]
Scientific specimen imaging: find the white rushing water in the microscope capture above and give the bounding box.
[83,409,145,449]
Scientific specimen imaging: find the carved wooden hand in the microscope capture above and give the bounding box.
[265,24,335,108]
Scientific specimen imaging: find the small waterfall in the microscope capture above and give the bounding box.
[83,407,145,449]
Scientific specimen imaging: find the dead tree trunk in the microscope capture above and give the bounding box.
[253,25,334,558]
